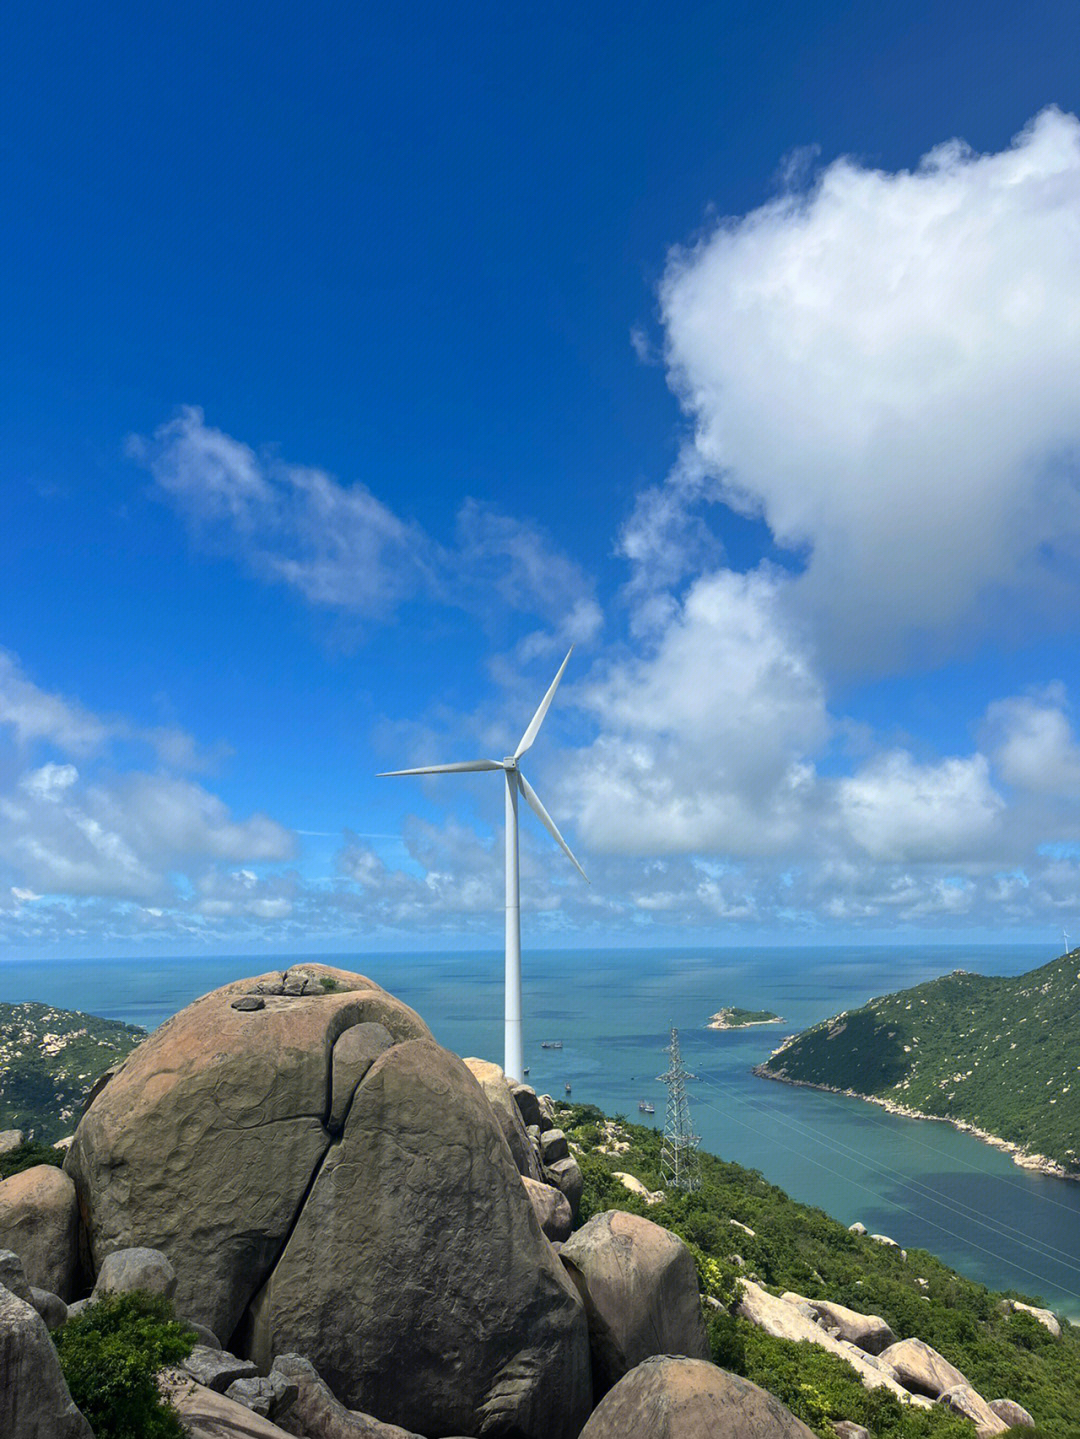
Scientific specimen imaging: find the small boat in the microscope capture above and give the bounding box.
[638,1100,655,1114]
[522,1066,530,1075]
[541,1040,563,1049]
[564,1083,572,1094]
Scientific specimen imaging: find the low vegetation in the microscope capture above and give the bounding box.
[559,1102,1080,1439]
[0,1001,145,1144]
[0,1138,66,1180]
[757,951,1080,1174]
[55,1291,195,1439]
[709,1006,783,1028]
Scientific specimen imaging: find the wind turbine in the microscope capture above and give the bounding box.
[379,647,588,1081]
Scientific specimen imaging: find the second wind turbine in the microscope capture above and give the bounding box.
[380,648,588,1081]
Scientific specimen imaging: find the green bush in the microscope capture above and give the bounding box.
[0,1140,66,1180]
[55,1291,196,1439]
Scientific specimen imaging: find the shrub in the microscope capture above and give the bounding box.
[0,1139,67,1180]
[55,1291,196,1439]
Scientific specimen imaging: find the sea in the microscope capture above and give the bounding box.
[4,941,1079,1321]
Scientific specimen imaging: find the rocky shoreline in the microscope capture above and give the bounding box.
[753,1066,1074,1182]
[707,1009,784,1031]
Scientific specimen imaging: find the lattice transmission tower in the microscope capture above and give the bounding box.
[657,1025,701,1191]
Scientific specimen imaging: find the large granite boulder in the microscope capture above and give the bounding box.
[64,965,431,1343]
[0,1166,80,1300]
[523,1175,573,1241]
[269,1353,426,1437]
[92,1245,177,1301]
[0,1282,93,1439]
[988,1397,1035,1428]
[877,1337,968,1398]
[578,1355,816,1438]
[464,1058,543,1179]
[560,1210,710,1398]
[165,1370,301,1439]
[244,1039,591,1439]
[782,1294,896,1354]
[937,1385,1009,1436]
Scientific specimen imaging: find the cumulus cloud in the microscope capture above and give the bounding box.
[837,752,1005,862]
[0,652,112,754]
[650,107,1080,669]
[983,689,1080,798]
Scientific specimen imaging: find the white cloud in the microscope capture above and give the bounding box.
[984,690,1080,798]
[653,107,1080,669]
[0,652,111,754]
[21,763,79,801]
[838,752,1004,862]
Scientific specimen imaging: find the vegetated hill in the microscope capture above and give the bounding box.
[756,950,1080,1177]
[708,1006,784,1029]
[563,1102,1080,1439]
[0,1001,145,1143]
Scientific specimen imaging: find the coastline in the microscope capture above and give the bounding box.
[753,1065,1076,1183]
[708,1013,784,1031]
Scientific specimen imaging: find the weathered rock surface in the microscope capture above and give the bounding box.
[1009,1300,1061,1336]
[578,1355,817,1439]
[270,1353,426,1437]
[64,964,431,1342]
[0,1165,80,1299]
[165,1370,300,1438]
[612,1173,664,1206]
[736,1281,912,1403]
[560,1210,710,1398]
[0,1282,93,1439]
[988,1397,1035,1428]
[0,1248,35,1304]
[183,1343,260,1392]
[523,1175,573,1241]
[832,1423,870,1439]
[877,1337,968,1398]
[0,1129,25,1154]
[330,1024,394,1133]
[545,1155,584,1218]
[464,1058,543,1179]
[245,1039,591,1439]
[92,1244,177,1300]
[540,1128,570,1164]
[226,1372,299,1422]
[784,1294,896,1354]
[511,1083,544,1130]
[937,1385,1009,1436]
[30,1287,67,1330]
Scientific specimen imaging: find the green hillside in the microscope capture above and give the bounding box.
[565,1103,1080,1439]
[0,1001,145,1144]
[757,951,1080,1176]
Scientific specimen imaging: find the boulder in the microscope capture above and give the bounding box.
[848,1222,867,1235]
[183,1317,224,1349]
[64,964,431,1342]
[523,1176,573,1241]
[937,1385,1010,1436]
[464,1057,543,1179]
[0,1282,93,1438]
[1009,1300,1060,1336]
[244,1039,591,1439]
[612,1173,664,1206]
[0,1248,34,1304]
[877,1337,968,1398]
[0,1129,25,1154]
[92,1244,177,1300]
[988,1398,1035,1428]
[540,1128,570,1164]
[165,1370,300,1438]
[800,1297,896,1354]
[29,1288,67,1331]
[330,1024,394,1133]
[545,1155,584,1218]
[225,1372,298,1422]
[870,1234,906,1258]
[736,1282,912,1403]
[511,1083,544,1130]
[269,1353,425,1437]
[183,1344,260,1392]
[560,1210,710,1398]
[0,1166,79,1299]
[578,1355,816,1439]
[832,1424,870,1439]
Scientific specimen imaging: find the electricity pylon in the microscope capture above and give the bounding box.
[657,1026,702,1191]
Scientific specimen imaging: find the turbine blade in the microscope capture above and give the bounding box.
[517,771,589,883]
[378,760,504,776]
[514,646,573,759]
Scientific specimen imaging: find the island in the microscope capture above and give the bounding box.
[755,948,1080,1180]
[707,1006,784,1030]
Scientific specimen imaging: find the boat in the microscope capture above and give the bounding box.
[541,1040,563,1049]
[564,1083,572,1094]
[522,1066,530,1075]
[638,1100,655,1114]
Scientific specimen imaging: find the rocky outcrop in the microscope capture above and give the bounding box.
[937,1384,1009,1436]
[578,1355,816,1439]
[244,1039,591,1439]
[165,1370,300,1439]
[92,1244,177,1300]
[612,1173,664,1206]
[735,1281,912,1403]
[560,1210,710,1398]
[64,964,432,1342]
[0,1248,35,1303]
[30,1287,67,1331]
[182,1344,259,1392]
[876,1337,967,1398]
[0,1165,80,1299]
[269,1353,427,1437]
[465,1058,543,1179]
[781,1293,895,1354]
[1008,1300,1061,1336]
[523,1175,573,1241]
[0,1130,24,1154]
[0,1281,93,1439]
[988,1397,1035,1428]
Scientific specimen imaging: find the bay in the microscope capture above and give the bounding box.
[4,941,1079,1320]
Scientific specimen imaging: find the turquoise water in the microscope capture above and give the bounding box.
[5,943,1080,1319]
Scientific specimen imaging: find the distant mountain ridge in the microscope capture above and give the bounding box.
[0,1001,145,1144]
[756,950,1080,1178]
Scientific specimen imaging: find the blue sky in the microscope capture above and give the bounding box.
[4,1,1080,955]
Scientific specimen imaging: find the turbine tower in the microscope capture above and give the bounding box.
[379,648,588,1080]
